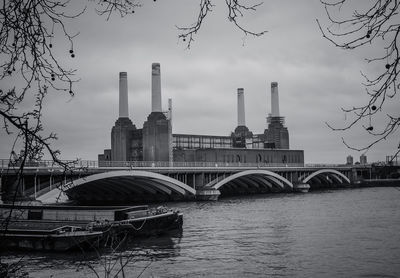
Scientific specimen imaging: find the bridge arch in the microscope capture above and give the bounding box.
[64,170,196,203]
[210,170,293,195]
[302,169,350,184]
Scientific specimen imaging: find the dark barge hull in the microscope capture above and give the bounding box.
[1,229,103,251]
[0,204,182,251]
[93,211,183,237]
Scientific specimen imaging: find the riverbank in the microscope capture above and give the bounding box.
[353,178,400,187]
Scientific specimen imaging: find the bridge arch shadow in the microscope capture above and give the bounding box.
[64,170,196,204]
[300,169,350,189]
[208,170,293,197]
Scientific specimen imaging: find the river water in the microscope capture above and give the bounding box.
[2,187,400,277]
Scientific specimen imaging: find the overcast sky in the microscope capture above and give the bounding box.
[1,0,398,164]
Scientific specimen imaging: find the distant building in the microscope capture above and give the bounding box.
[264,116,289,149]
[263,82,289,149]
[346,155,354,165]
[360,154,367,165]
[98,65,304,166]
[386,154,399,165]
[174,148,303,165]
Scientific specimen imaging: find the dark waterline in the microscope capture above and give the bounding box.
[2,187,400,277]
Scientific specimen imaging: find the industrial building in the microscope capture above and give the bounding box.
[98,63,304,165]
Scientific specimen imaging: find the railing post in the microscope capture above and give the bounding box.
[49,169,53,190]
[34,170,37,199]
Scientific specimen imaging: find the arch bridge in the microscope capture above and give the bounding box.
[0,160,358,203]
[64,170,196,203]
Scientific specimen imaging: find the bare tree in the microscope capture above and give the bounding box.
[317,0,400,152]
[0,0,266,198]
[84,232,152,278]
[1,0,85,202]
[0,0,264,275]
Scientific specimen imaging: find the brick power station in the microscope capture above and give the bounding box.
[98,63,304,165]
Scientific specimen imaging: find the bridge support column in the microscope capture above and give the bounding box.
[191,173,195,189]
[351,168,358,183]
[195,173,205,189]
[34,175,37,199]
[196,188,221,201]
[293,183,310,193]
[291,172,299,184]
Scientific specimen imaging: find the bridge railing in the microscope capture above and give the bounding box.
[99,161,310,168]
[0,159,313,169]
[0,159,98,169]
[1,159,301,169]
[1,158,385,170]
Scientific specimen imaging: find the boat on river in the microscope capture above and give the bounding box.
[1,224,103,251]
[0,204,183,251]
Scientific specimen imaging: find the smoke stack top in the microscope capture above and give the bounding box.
[119,72,129,118]
[151,63,162,112]
[271,82,280,117]
[237,88,246,127]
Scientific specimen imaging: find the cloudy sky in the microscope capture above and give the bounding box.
[1,0,398,164]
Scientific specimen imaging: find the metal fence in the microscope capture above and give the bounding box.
[0,158,385,170]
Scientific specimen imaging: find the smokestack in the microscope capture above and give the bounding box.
[168,98,173,121]
[151,63,162,112]
[237,88,246,126]
[271,82,280,117]
[119,72,129,118]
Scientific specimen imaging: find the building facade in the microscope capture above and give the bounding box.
[99,65,304,166]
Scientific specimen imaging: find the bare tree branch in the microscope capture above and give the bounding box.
[91,0,141,20]
[177,0,267,48]
[318,0,400,151]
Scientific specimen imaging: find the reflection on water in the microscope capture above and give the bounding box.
[2,232,183,278]
[2,187,400,277]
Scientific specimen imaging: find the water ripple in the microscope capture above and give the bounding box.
[2,187,400,277]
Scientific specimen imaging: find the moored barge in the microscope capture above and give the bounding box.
[1,225,103,251]
[0,204,183,251]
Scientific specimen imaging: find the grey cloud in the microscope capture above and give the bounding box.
[1,0,396,164]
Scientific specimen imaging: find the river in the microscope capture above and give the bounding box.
[2,187,400,277]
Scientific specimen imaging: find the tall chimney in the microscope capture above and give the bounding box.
[151,63,162,112]
[271,82,280,117]
[119,72,129,118]
[168,98,173,121]
[237,88,246,126]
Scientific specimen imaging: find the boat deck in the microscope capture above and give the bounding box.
[1,220,89,232]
